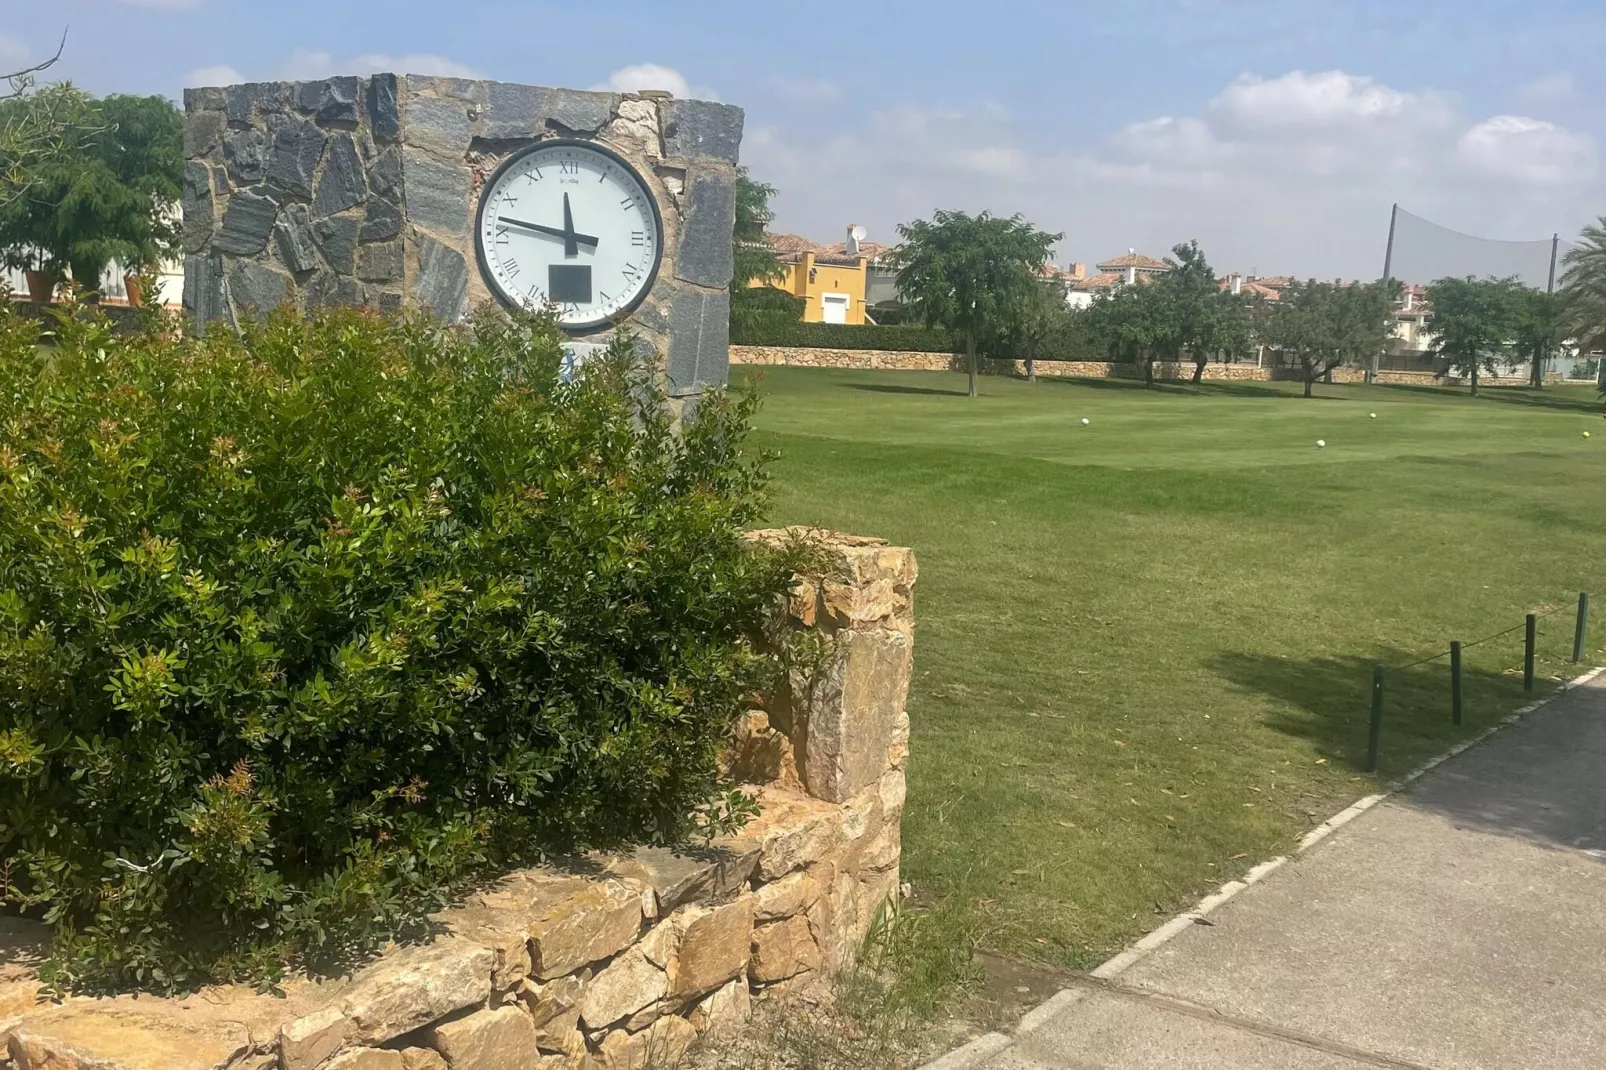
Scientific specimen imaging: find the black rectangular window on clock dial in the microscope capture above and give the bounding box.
[548,265,593,304]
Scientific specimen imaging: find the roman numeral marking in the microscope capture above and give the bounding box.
[622,264,641,282]
[495,226,509,245]
[631,231,646,247]
[526,284,543,302]
[504,258,520,277]
[599,290,612,303]
[559,161,578,175]
[620,195,638,210]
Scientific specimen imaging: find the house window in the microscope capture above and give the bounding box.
[821,293,850,324]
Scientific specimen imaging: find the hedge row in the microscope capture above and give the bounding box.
[730,317,956,353]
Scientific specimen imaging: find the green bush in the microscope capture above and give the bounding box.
[731,285,807,339]
[0,302,793,992]
[730,316,954,354]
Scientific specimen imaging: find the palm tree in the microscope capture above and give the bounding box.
[1560,218,1606,385]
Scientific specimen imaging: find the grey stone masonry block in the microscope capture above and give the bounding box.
[546,89,618,135]
[413,231,469,322]
[267,120,327,199]
[223,122,277,186]
[367,148,402,199]
[226,82,292,126]
[274,203,319,273]
[675,169,736,288]
[403,150,470,236]
[305,271,366,309]
[312,213,362,275]
[407,95,475,155]
[367,74,399,141]
[182,162,216,254]
[185,110,225,159]
[183,252,229,332]
[216,188,280,256]
[356,240,404,282]
[225,83,254,126]
[297,77,360,124]
[312,133,366,218]
[666,288,730,396]
[482,82,550,139]
[662,100,744,164]
[184,86,226,113]
[361,198,402,243]
[229,259,292,318]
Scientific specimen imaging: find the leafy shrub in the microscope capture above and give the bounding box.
[731,285,807,339]
[0,301,793,992]
[730,316,954,354]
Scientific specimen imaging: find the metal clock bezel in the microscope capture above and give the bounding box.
[472,138,666,334]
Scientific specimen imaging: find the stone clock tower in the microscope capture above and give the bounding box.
[181,75,742,398]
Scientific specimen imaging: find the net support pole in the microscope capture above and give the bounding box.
[1367,665,1384,773]
[1574,593,1589,664]
[1534,234,1560,388]
[1374,204,1398,385]
[1524,614,1537,693]
[1450,641,1463,727]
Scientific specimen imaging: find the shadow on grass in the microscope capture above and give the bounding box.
[1374,381,1605,415]
[845,383,970,397]
[1208,649,1530,775]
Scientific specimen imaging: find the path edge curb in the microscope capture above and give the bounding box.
[914,665,1604,1070]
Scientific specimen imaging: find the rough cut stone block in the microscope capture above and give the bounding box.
[357,240,405,282]
[594,1016,697,1070]
[662,99,744,163]
[185,85,226,112]
[403,151,470,236]
[412,231,469,323]
[367,148,402,199]
[665,287,729,397]
[798,628,913,803]
[428,1005,542,1070]
[407,95,475,155]
[751,915,821,984]
[305,270,367,308]
[480,82,548,139]
[267,120,327,198]
[313,132,367,218]
[340,937,495,1044]
[722,787,844,882]
[526,879,644,981]
[668,897,753,999]
[224,123,277,186]
[687,974,750,1035]
[326,1050,405,1070]
[598,844,755,915]
[216,187,279,255]
[545,89,618,135]
[367,74,400,141]
[275,203,320,273]
[279,1006,352,1070]
[361,197,403,243]
[6,1006,251,1070]
[185,109,226,159]
[578,945,666,1030]
[229,258,292,317]
[517,974,584,1029]
[400,1046,447,1070]
[674,170,735,288]
[313,212,362,275]
[183,252,229,331]
[752,867,825,922]
[182,161,216,253]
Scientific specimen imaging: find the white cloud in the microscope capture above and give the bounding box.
[1517,72,1576,104]
[1456,115,1595,185]
[744,68,1604,282]
[185,64,244,88]
[592,64,718,102]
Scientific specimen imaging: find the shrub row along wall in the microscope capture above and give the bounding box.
[0,530,916,1070]
[730,346,1514,387]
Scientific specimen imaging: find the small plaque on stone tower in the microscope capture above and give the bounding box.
[182,75,742,397]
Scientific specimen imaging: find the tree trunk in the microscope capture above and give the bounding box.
[1470,363,1479,397]
[1026,357,1036,383]
[1144,354,1155,388]
[1192,356,1206,384]
[1303,377,1314,398]
[966,333,977,398]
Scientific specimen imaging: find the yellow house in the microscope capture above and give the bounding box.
[760,229,890,325]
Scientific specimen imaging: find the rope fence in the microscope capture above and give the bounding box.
[1365,593,1591,773]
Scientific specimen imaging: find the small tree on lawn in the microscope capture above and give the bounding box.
[1085,281,1166,385]
[733,167,786,288]
[1425,276,1530,396]
[890,210,1061,398]
[0,90,182,295]
[1260,280,1396,397]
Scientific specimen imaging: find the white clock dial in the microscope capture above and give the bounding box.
[474,140,664,332]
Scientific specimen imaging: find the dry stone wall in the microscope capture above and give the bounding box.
[184,76,742,396]
[0,531,915,1070]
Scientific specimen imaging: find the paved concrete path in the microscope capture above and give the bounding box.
[961,673,1606,1070]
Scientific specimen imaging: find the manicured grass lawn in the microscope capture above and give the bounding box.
[737,367,1606,968]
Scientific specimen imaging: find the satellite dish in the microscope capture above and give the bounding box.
[851,224,868,243]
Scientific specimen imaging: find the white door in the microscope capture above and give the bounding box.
[821,293,850,324]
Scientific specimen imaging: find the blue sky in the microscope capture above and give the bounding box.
[10,0,1605,278]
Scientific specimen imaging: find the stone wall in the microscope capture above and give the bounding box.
[0,531,915,1070]
[183,76,741,396]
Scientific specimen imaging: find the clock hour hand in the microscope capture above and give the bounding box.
[499,216,600,249]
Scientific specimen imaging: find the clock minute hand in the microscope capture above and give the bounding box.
[563,193,578,258]
[499,216,600,248]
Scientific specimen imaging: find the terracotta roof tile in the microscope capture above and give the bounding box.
[1096,252,1171,271]
[766,233,822,256]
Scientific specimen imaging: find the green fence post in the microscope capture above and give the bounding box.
[1524,614,1537,693]
[1574,593,1590,664]
[1450,641,1463,727]
[1367,665,1384,773]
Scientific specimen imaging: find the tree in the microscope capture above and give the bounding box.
[1084,280,1167,385]
[889,210,1061,397]
[989,278,1097,381]
[1559,218,1606,394]
[0,90,182,296]
[733,167,785,288]
[0,32,79,210]
[1424,276,1530,396]
[1257,280,1396,397]
[1515,288,1563,389]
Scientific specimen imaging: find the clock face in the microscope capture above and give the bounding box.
[474,140,664,332]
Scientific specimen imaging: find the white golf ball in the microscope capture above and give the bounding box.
[1081,418,1090,426]
[1369,413,1377,419]
[1317,440,1327,448]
